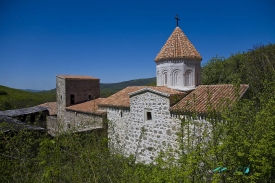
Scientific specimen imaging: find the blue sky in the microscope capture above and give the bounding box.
[0,0,274,90]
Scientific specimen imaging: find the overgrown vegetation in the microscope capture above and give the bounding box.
[202,43,275,99]
[0,44,275,182]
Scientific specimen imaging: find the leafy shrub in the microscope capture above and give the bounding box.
[0,90,7,95]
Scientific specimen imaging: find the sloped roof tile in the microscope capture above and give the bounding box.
[66,98,107,115]
[170,84,249,113]
[155,27,202,62]
[99,86,185,108]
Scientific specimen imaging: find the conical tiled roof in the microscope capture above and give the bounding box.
[155,27,202,62]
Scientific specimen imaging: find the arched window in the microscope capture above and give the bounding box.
[185,70,193,86]
[172,70,180,86]
[157,71,160,85]
[163,71,168,86]
[70,94,75,105]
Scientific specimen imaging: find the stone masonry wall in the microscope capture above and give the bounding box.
[170,114,212,154]
[57,77,66,129]
[46,116,58,136]
[65,110,104,132]
[56,76,100,131]
[156,60,201,89]
[99,94,212,164]
[126,91,179,163]
[65,79,100,106]
[100,107,131,153]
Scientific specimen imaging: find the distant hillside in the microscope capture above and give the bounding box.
[0,85,56,110]
[100,77,156,97]
[22,89,43,92]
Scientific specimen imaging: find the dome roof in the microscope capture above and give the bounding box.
[155,27,202,62]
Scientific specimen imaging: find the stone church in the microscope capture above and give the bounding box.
[44,25,249,163]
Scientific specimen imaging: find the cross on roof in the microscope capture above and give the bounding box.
[175,14,180,27]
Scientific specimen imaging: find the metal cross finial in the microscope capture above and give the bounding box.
[175,14,180,27]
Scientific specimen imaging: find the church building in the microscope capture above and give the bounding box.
[44,21,249,163]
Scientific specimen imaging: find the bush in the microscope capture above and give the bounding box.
[0,90,8,95]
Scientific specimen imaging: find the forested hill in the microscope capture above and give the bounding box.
[100,77,156,97]
[201,43,275,98]
[0,85,55,110]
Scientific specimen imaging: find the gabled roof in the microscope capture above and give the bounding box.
[170,84,249,114]
[57,75,99,80]
[155,27,202,62]
[66,98,107,115]
[98,86,185,108]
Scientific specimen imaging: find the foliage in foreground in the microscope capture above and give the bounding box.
[1,87,275,183]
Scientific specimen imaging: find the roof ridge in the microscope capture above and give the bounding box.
[198,84,249,87]
[57,75,99,80]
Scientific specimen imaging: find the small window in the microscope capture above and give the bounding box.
[70,94,75,105]
[67,123,71,129]
[147,112,152,120]
[120,110,123,118]
[164,73,167,85]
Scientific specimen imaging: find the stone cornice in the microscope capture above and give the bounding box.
[156,58,201,65]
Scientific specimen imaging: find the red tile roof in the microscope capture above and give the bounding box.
[66,98,107,115]
[170,84,249,113]
[155,27,202,62]
[57,75,99,80]
[98,86,185,108]
[39,102,57,116]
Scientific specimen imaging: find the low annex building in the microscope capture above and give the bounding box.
[43,24,249,163]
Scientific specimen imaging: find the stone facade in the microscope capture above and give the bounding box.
[64,79,100,106]
[65,110,104,132]
[156,59,201,90]
[56,75,100,130]
[128,91,179,163]
[101,107,131,152]
[105,90,181,163]
[57,76,66,129]
[46,116,58,136]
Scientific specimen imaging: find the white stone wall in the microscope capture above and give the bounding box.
[126,92,179,163]
[105,92,212,163]
[100,107,131,153]
[171,114,212,154]
[64,110,104,132]
[156,60,201,90]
